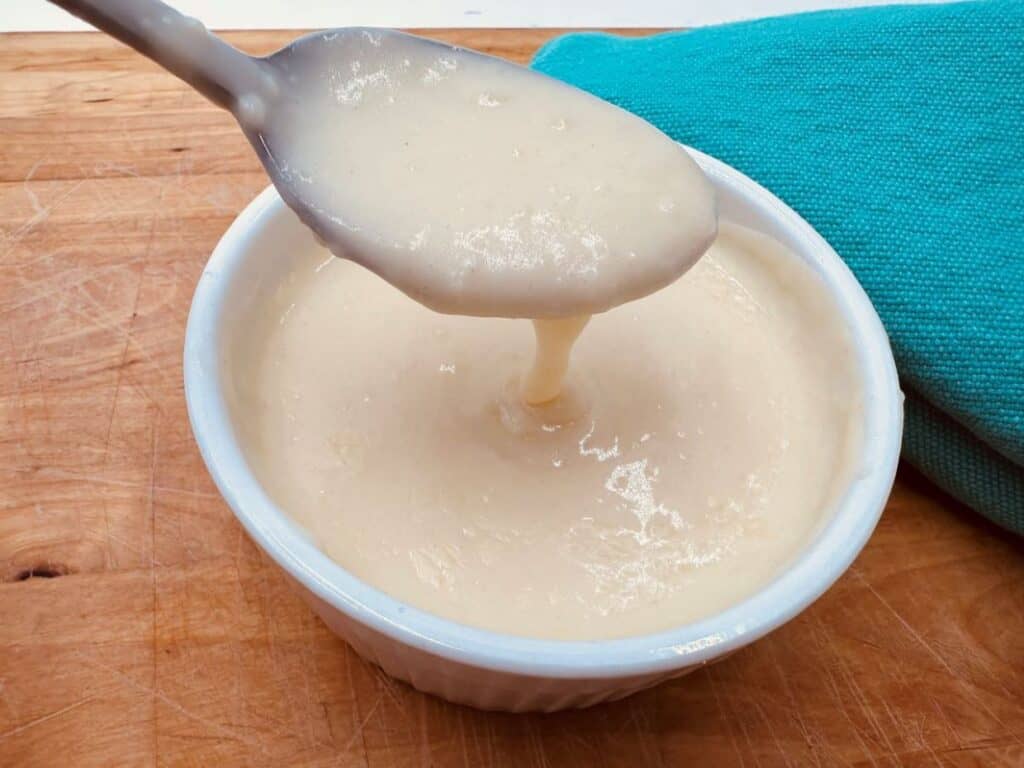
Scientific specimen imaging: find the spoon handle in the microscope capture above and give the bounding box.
[47,0,273,112]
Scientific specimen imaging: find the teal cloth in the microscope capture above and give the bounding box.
[532,0,1024,533]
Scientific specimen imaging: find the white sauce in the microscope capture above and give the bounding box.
[230,224,861,640]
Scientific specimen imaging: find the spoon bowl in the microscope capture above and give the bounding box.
[246,25,720,317]
[48,0,718,318]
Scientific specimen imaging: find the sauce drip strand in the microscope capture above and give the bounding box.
[522,316,591,405]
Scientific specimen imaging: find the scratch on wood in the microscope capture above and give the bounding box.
[79,653,271,756]
[525,717,551,768]
[628,697,665,768]
[417,694,430,766]
[298,614,319,751]
[707,666,747,768]
[373,666,409,718]
[1,261,138,318]
[809,615,873,767]
[0,678,18,724]
[0,697,93,742]
[0,465,217,501]
[764,641,823,767]
[747,696,793,768]
[729,684,766,768]
[825,625,896,765]
[102,261,146,461]
[341,641,370,764]
[23,159,47,216]
[851,568,1023,748]
[1,178,87,257]
[456,706,472,768]
[341,697,381,753]
[80,525,166,568]
[149,421,159,765]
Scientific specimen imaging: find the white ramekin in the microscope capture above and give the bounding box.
[184,148,903,712]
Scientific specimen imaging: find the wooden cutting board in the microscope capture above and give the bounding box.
[1,28,1022,768]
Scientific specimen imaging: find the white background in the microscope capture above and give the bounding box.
[10,1,947,32]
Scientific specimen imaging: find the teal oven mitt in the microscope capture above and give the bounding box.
[532,0,1024,533]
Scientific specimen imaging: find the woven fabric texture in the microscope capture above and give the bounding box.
[531,0,1024,532]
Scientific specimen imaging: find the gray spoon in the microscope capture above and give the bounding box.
[48,0,465,258]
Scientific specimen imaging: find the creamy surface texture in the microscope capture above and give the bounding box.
[251,29,717,318]
[230,224,861,640]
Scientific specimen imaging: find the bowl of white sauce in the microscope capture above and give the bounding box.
[184,147,902,712]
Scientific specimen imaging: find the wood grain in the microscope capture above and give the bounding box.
[1,29,1022,768]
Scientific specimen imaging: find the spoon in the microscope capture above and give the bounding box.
[49,0,717,318]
